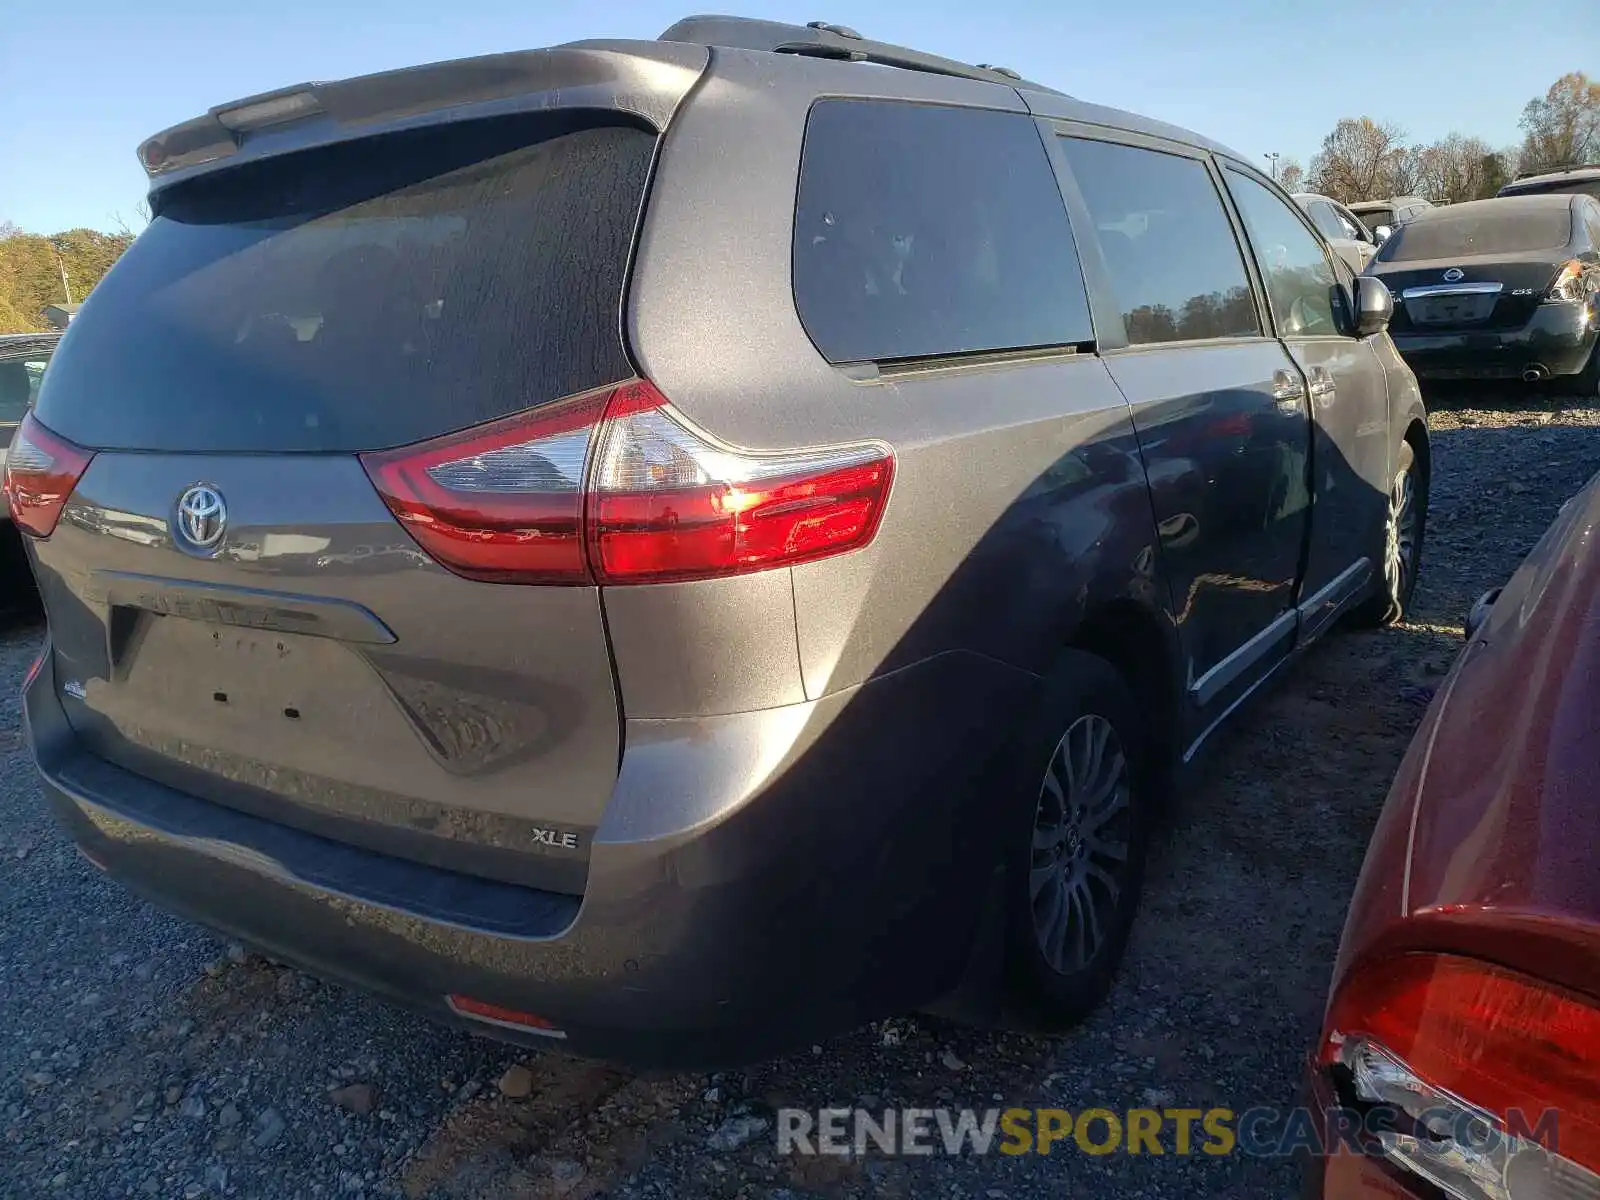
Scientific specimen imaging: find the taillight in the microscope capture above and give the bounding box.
[1322,953,1600,1196]
[1546,260,1587,304]
[359,386,610,584]
[361,379,894,586]
[3,413,94,538]
[587,381,893,584]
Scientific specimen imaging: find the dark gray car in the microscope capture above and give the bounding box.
[1366,193,1600,392]
[0,332,60,486]
[12,16,1428,1067]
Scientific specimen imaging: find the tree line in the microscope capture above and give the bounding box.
[1277,71,1599,205]
[0,222,135,334]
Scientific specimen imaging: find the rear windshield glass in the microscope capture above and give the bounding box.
[1376,204,1572,262]
[1501,179,1600,201]
[793,99,1093,363]
[1356,208,1397,229]
[36,118,655,452]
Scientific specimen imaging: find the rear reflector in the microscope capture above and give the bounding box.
[1322,953,1600,1183]
[3,413,94,538]
[446,994,566,1038]
[361,379,894,586]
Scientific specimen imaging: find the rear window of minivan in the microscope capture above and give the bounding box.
[792,99,1093,364]
[36,117,655,453]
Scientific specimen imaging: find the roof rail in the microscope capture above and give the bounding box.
[657,15,1063,95]
[1514,162,1600,179]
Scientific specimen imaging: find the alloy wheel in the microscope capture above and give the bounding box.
[1029,714,1132,974]
[1384,464,1418,604]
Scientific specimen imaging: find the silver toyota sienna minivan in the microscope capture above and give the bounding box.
[13,16,1428,1066]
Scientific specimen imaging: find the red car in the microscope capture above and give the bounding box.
[1305,471,1600,1198]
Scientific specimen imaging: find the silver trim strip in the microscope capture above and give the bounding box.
[1189,609,1296,708]
[1400,282,1503,299]
[1297,558,1372,641]
[1184,656,1287,764]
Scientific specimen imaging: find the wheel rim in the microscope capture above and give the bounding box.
[1384,464,1418,603]
[1029,714,1131,974]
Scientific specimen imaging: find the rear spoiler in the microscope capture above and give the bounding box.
[136,41,708,198]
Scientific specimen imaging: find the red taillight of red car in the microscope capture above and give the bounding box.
[1322,952,1600,1192]
[4,413,95,538]
[361,379,894,586]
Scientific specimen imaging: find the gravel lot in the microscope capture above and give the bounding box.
[3,386,1596,1200]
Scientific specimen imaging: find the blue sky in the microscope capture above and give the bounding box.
[3,0,1595,233]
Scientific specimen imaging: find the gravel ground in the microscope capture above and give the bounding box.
[2,385,1596,1200]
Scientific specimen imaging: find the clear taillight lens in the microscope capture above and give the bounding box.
[359,386,609,584]
[4,413,94,538]
[1546,260,1586,304]
[1322,954,1600,1198]
[588,381,894,584]
[360,379,895,586]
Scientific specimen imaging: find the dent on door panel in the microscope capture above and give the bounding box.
[1102,341,1312,715]
[791,355,1168,700]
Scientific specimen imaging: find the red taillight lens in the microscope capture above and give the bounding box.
[1323,953,1600,1175]
[588,381,894,584]
[359,387,610,584]
[361,379,895,586]
[4,413,94,538]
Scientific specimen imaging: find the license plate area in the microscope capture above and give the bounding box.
[1406,293,1498,326]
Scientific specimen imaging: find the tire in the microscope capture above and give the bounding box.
[1349,439,1424,628]
[1002,650,1153,1028]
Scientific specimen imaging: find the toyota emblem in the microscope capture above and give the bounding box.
[1443,268,1465,283]
[175,484,227,551]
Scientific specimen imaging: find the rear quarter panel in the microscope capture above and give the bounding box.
[626,50,1171,706]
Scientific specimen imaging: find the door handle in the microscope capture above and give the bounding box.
[1271,369,1305,403]
[1308,366,1337,406]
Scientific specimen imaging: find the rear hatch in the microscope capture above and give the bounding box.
[1370,203,1574,335]
[24,69,694,896]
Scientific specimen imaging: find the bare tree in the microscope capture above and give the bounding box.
[109,199,152,239]
[1518,72,1600,174]
[1278,159,1306,191]
[1409,134,1502,203]
[1308,118,1410,203]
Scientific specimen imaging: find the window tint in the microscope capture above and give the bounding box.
[1059,137,1259,345]
[1225,170,1343,337]
[1332,206,1365,240]
[793,100,1093,363]
[1500,180,1600,201]
[1308,202,1347,242]
[0,361,32,422]
[36,119,656,453]
[1376,203,1573,262]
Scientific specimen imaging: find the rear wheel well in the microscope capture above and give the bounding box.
[1065,601,1180,785]
[1404,420,1430,489]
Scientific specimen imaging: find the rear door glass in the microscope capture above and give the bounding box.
[793,100,1093,363]
[1060,137,1260,344]
[36,120,656,452]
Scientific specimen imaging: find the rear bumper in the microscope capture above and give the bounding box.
[1390,299,1597,379]
[27,646,1032,1067]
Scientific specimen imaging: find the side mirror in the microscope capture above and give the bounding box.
[1354,275,1393,337]
[1373,224,1394,242]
